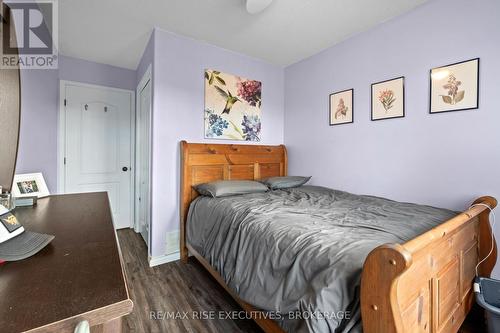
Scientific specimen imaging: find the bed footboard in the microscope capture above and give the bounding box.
[361,196,497,333]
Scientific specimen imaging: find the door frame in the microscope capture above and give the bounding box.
[57,80,136,228]
[134,66,152,248]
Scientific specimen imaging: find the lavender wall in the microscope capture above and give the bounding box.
[16,69,59,191]
[60,56,137,91]
[150,28,285,257]
[285,0,500,276]
[16,0,499,273]
[16,56,137,192]
[136,31,154,85]
[135,32,155,256]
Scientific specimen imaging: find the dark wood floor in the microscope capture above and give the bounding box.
[117,229,262,333]
[117,229,486,333]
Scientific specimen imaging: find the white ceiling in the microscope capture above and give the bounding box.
[59,0,429,70]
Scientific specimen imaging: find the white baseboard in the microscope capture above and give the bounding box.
[149,252,180,267]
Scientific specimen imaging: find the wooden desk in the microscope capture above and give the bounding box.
[0,193,133,332]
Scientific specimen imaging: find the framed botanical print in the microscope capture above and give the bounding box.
[329,89,353,125]
[371,77,405,121]
[429,58,479,114]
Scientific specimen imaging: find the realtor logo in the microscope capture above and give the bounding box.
[1,0,58,69]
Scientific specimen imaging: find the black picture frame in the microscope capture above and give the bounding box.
[329,88,354,126]
[429,58,479,114]
[371,76,405,121]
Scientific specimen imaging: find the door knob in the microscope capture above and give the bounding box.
[122,167,128,172]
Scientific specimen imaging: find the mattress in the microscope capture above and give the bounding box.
[186,185,456,332]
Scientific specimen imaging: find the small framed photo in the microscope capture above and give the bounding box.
[329,89,353,126]
[12,173,50,198]
[371,77,405,121]
[430,58,479,114]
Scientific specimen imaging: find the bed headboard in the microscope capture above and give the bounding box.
[180,140,287,261]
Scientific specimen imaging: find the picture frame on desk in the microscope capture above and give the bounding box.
[12,173,50,198]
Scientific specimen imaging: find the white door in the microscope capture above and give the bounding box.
[63,83,133,229]
[136,79,151,245]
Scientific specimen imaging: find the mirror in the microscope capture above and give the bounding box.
[0,1,21,192]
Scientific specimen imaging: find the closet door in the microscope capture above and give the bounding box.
[0,1,21,192]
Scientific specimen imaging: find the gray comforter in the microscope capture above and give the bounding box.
[187,185,456,332]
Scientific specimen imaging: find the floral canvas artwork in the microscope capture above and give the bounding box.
[204,69,262,141]
[329,89,353,125]
[371,77,405,121]
[430,58,479,114]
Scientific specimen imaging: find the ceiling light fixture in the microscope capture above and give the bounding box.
[246,0,273,14]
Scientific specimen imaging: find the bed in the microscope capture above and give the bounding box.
[179,141,497,333]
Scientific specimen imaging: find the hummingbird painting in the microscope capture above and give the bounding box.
[215,86,240,114]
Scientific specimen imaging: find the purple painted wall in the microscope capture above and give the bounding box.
[135,31,155,256]
[16,69,59,191]
[284,0,500,276]
[16,56,137,192]
[136,31,154,85]
[16,0,499,273]
[150,28,285,257]
[60,56,137,91]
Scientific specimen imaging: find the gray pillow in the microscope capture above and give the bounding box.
[260,176,311,190]
[194,180,268,198]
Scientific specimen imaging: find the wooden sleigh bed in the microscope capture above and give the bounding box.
[179,141,497,333]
